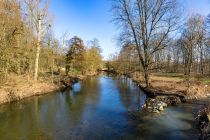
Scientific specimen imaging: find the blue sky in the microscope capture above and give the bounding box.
[49,0,210,60]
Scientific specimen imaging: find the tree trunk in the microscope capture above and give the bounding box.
[144,66,150,88]
[184,58,187,75]
[51,57,54,82]
[187,46,193,87]
[34,17,42,81]
[200,47,204,75]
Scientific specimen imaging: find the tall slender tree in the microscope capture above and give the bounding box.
[24,0,50,81]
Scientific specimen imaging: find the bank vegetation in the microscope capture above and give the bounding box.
[0,0,103,104]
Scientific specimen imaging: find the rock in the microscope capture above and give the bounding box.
[144,98,168,113]
[158,106,164,111]
[151,99,156,102]
[157,101,167,108]
[147,106,152,109]
[161,102,168,108]
[142,104,147,108]
[152,109,160,113]
[206,93,210,98]
[207,113,210,122]
[154,100,167,112]
[167,96,181,105]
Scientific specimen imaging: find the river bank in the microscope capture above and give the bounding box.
[0,75,203,140]
[124,72,210,139]
[0,70,102,105]
[0,74,82,105]
[127,72,210,100]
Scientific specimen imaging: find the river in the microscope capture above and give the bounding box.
[0,75,207,140]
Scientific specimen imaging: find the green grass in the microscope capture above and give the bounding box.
[153,73,185,79]
[200,79,210,84]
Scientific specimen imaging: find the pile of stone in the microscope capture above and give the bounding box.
[143,98,167,113]
[143,96,181,113]
[152,100,168,113]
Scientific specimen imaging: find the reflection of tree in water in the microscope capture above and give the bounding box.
[0,97,55,139]
[0,76,102,140]
[53,75,103,137]
[115,77,145,109]
[80,76,101,105]
[61,76,101,138]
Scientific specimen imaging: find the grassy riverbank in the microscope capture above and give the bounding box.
[129,72,210,100]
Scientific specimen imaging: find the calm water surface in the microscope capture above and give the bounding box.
[0,75,204,140]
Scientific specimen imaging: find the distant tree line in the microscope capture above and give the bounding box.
[109,0,210,87]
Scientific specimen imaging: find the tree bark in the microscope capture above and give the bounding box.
[34,16,42,81]
[200,47,204,75]
[144,66,150,88]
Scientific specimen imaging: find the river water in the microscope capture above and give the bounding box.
[0,75,206,140]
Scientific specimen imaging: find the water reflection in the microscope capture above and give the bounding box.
[115,76,146,110]
[0,75,201,140]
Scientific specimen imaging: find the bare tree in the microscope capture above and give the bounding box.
[196,15,206,75]
[24,0,50,81]
[179,14,207,85]
[60,32,69,53]
[111,0,179,87]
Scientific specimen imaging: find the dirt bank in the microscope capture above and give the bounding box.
[0,75,80,105]
[0,82,59,104]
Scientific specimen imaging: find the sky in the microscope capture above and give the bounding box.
[49,0,210,60]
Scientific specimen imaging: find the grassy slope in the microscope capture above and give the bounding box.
[0,74,60,105]
[131,72,210,99]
